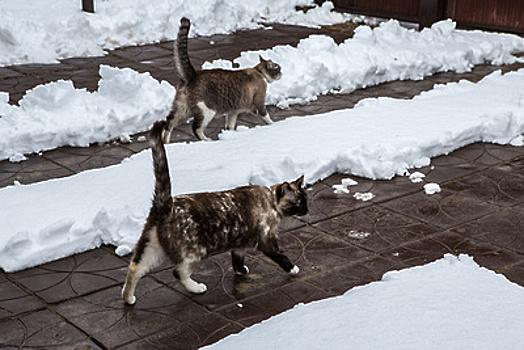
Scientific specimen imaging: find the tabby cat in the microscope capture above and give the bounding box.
[162,17,282,143]
[122,121,308,304]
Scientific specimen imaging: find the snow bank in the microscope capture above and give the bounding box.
[3,19,524,161]
[1,68,524,272]
[0,65,174,162]
[203,254,524,349]
[0,0,351,66]
[205,19,524,107]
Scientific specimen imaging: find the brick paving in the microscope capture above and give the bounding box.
[1,24,524,349]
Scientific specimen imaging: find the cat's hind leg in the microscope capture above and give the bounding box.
[174,255,207,294]
[193,102,217,141]
[163,94,191,144]
[231,249,249,275]
[122,227,167,305]
[225,112,239,131]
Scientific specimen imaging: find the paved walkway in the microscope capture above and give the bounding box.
[1,24,524,349]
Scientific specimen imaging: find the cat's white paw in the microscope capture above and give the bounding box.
[191,283,207,294]
[122,285,136,305]
[235,265,250,275]
[184,279,207,294]
[289,265,300,275]
[125,295,136,305]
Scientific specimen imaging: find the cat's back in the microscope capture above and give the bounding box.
[198,67,263,84]
[174,185,273,214]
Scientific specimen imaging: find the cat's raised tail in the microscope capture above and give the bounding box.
[174,17,196,84]
[150,121,173,218]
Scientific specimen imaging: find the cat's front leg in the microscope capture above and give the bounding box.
[175,260,208,294]
[258,108,274,125]
[260,239,299,274]
[231,249,249,275]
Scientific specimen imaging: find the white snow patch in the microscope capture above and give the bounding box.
[205,19,524,107]
[424,183,441,195]
[0,0,352,66]
[0,65,174,161]
[409,171,426,183]
[203,254,524,349]
[1,68,524,272]
[353,192,375,201]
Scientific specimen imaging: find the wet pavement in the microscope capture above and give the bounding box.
[1,24,524,349]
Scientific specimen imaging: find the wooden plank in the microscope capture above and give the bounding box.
[447,0,524,33]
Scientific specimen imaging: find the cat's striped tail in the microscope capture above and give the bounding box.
[174,17,197,84]
[150,121,173,217]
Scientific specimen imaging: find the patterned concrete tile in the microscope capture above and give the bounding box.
[444,165,524,207]
[55,279,217,349]
[314,205,439,253]
[453,208,524,254]
[381,188,501,229]
[0,309,101,349]
[11,248,128,304]
[0,274,44,321]
[304,255,406,295]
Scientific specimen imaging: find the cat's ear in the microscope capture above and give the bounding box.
[292,175,305,188]
[259,55,266,63]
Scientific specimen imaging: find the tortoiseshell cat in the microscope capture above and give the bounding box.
[122,121,308,304]
[162,17,282,143]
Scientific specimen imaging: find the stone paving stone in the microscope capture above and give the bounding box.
[41,142,140,174]
[55,279,220,349]
[417,150,489,184]
[499,260,524,286]
[11,248,128,304]
[0,75,46,104]
[304,254,406,295]
[0,154,75,187]
[0,309,101,349]
[381,230,524,271]
[216,282,330,328]
[0,274,44,321]
[314,206,439,253]
[450,142,524,166]
[452,208,524,254]
[381,187,502,229]
[444,165,524,207]
[116,313,242,350]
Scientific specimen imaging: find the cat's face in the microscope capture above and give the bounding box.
[276,175,308,216]
[259,56,282,82]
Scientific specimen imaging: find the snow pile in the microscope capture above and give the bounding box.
[4,20,524,161]
[203,254,524,349]
[332,177,358,194]
[0,65,174,162]
[0,0,351,66]
[204,19,524,107]
[424,183,442,195]
[1,68,524,272]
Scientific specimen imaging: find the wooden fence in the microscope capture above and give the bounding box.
[330,0,524,34]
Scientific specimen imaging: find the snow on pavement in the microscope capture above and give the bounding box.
[0,0,351,66]
[2,20,524,162]
[203,254,524,350]
[0,66,174,162]
[205,19,524,107]
[1,68,524,272]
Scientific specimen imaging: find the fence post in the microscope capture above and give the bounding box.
[419,0,446,29]
[82,0,94,13]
